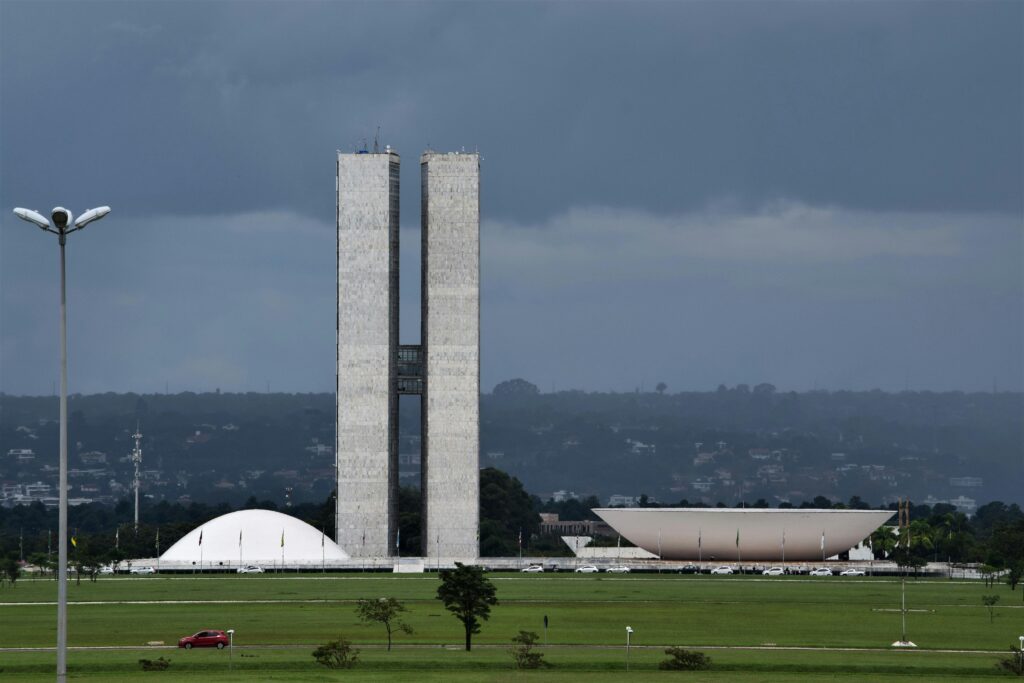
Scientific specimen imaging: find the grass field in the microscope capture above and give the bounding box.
[2,573,1022,681]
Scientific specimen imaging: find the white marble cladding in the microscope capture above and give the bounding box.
[421,152,480,560]
[336,151,400,558]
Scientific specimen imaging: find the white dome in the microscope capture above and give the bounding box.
[160,509,348,565]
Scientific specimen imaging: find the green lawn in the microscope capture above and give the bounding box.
[2,573,1021,681]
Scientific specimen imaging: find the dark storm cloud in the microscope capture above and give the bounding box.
[1,1,1021,394]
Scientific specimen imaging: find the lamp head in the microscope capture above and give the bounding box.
[626,626,633,633]
[74,206,111,229]
[13,208,51,230]
[51,207,72,230]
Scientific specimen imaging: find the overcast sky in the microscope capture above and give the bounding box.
[1,1,1021,395]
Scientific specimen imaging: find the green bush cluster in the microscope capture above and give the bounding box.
[659,646,711,670]
[312,637,359,669]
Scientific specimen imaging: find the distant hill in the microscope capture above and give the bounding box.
[1,388,1020,508]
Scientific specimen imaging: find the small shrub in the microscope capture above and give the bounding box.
[509,630,549,669]
[659,646,711,671]
[997,648,1024,676]
[982,594,1000,623]
[138,657,171,671]
[312,637,360,669]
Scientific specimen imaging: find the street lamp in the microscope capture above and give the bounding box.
[625,626,633,671]
[227,629,235,669]
[13,204,110,683]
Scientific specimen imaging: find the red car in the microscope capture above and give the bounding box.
[178,630,229,649]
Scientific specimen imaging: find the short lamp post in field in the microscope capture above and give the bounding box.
[625,625,633,671]
[13,205,111,682]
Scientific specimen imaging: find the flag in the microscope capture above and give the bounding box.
[281,529,285,548]
[698,528,702,549]
[735,528,740,548]
[321,528,325,547]
[394,528,399,549]
[782,529,786,550]
[820,531,825,551]
[115,528,120,550]
[155,528,160,553]
[518,529,522,547]
[198,529,203,546]
[239,530,243,547]
[71,536,77,548]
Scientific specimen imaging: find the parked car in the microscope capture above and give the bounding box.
[710,566,734,575]
[809,568,833,576]
[678,564,700,574]
[839,568,866,576]
[762,567,785,576]
[575,565,599,573]
[129,566,156,575]
[178,630,229,649]
[98,565,115,575]
[236,565,265,574]
[606,566,631,573]
[521,565,544,573]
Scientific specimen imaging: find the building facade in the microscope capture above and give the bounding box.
[336,150,400,558]
[336,147,480,560]
[421,152,481,560]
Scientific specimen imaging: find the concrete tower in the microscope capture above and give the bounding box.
[335,149,400,558]
[421,151,481,560]
[336,146,480,561]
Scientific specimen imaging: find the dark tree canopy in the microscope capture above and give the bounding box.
[492,379,539,397]
[436,562,498,651]
[479,468,540,556]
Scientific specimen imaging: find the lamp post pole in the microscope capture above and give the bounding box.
[14,205,110,683]
[625,626,633,671]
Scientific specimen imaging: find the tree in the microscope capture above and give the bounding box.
[479,468,539,557]
[492,379,539,397]
[436,562,498,651]
[655,382,667,395]
[982,594,1000,624]
[355,598,413,652]
[2,554,19,587]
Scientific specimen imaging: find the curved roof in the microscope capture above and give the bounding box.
[160,509,349,564]
[593,508,893,561]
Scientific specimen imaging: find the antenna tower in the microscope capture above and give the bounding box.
[131,424,143,531]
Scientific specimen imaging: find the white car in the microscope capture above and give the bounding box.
[237,565,265,574]
[605,566,631,574]
[809,568,833,576]
[521,565,544,573]
[710,566,734,575]
[99,565,115,575]
[839,568,866,576]
[129,566,156,575]
[574,565,599,573]
[762,567,785,576]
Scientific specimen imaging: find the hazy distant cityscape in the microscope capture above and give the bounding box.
[2,384,1019,512]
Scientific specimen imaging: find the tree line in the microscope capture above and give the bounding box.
[2,468,1021,591]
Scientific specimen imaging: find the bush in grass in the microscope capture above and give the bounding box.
[509,630,550,669]
[659,647,711,670]
[138,656,171,671]
[982,594,1000,623]
[312,637,359,669]
[997,648,1024,676]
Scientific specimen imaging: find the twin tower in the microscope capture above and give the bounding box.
[335,148,480,560]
